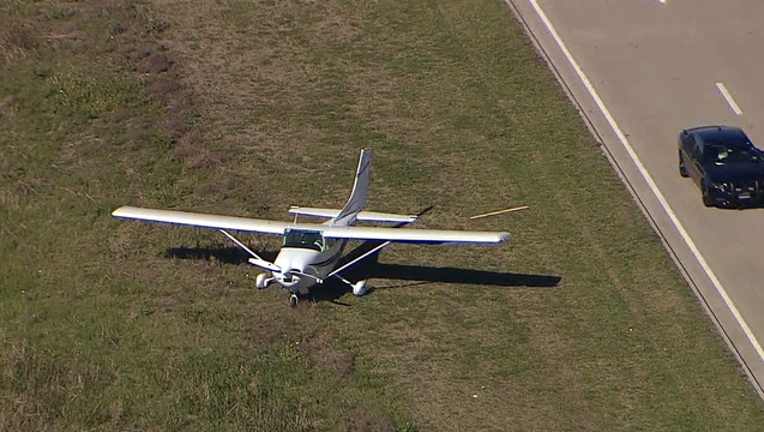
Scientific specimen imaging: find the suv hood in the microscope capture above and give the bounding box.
[706,162,764,183]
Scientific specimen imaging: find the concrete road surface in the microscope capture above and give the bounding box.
[505,0,764,395]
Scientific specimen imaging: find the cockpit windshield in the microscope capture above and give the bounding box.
[283,229,324,251]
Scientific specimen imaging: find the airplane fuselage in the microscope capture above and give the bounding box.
[267,230,347,294]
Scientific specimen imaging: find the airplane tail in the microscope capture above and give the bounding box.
[331,149,372,227]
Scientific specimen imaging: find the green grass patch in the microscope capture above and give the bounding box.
[2,0,763,431]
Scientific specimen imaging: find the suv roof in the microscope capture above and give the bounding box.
[686,125,748,144]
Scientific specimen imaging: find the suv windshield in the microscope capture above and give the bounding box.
[703,143,758,165]
[283,229,324,251]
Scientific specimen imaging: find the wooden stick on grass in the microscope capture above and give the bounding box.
[469,205,529,220]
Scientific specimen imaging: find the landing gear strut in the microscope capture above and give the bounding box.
[289,294,299,308]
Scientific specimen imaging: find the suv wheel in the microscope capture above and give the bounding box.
[702,182,714,207]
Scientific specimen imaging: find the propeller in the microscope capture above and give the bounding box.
[289,270,323,284]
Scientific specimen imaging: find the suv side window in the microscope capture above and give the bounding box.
[684,134,696,156]
[680,133,689,151]
[689,136,701,159]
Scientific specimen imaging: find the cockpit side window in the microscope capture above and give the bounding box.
[283,229,324,251]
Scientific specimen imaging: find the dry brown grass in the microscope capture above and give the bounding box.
[0,22,37,64]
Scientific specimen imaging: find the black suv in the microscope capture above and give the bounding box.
[678,126,764,208]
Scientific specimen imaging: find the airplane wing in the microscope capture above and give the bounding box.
[322,226,510,244]
[111,206,301,235]
[112,206,509,244]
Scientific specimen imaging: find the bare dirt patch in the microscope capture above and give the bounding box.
[148,52,171,73]
[349,412,396,432]
[147,76,182,100]
[301,329,355,381]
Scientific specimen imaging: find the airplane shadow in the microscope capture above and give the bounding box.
[312,263,561,303]
[310,251,561,304]
[310,224,561,303]
[164,206,561,304]
[165,244,561,305]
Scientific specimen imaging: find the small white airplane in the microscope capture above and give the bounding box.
[112,149,510,307]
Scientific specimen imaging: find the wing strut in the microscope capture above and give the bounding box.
[219,229,281,273]
[326,241,391,279]
[326,205,430,281]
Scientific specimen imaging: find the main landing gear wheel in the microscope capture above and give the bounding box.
[352,280,368,297]
[702,182,714,207]
[256,273,268,289]
[289,294,299,308]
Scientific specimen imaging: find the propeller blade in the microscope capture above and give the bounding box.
[248,257,282,273]
[289,270,323,284]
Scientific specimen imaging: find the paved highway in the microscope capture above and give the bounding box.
[506,0,764,394]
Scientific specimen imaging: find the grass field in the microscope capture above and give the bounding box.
[2,0,764,430]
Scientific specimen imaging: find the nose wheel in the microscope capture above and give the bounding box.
[289,294,299,308]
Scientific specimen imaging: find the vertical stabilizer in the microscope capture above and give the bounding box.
[331,149,372,227]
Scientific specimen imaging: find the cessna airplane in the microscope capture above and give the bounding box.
[112,149,510,307]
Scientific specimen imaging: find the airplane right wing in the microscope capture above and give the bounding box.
[322,225,510,244]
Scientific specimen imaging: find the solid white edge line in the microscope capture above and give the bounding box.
[525,0,764,363]
[716,82,743,115]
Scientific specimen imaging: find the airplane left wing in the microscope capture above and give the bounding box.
[112,206,297,234]
[322,225,510,244]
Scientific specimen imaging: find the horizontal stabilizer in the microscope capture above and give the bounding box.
[289,206,417,224]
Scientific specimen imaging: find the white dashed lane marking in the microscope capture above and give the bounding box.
[716,82,743,115]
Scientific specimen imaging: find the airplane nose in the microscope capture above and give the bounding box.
[278,270,301,288]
